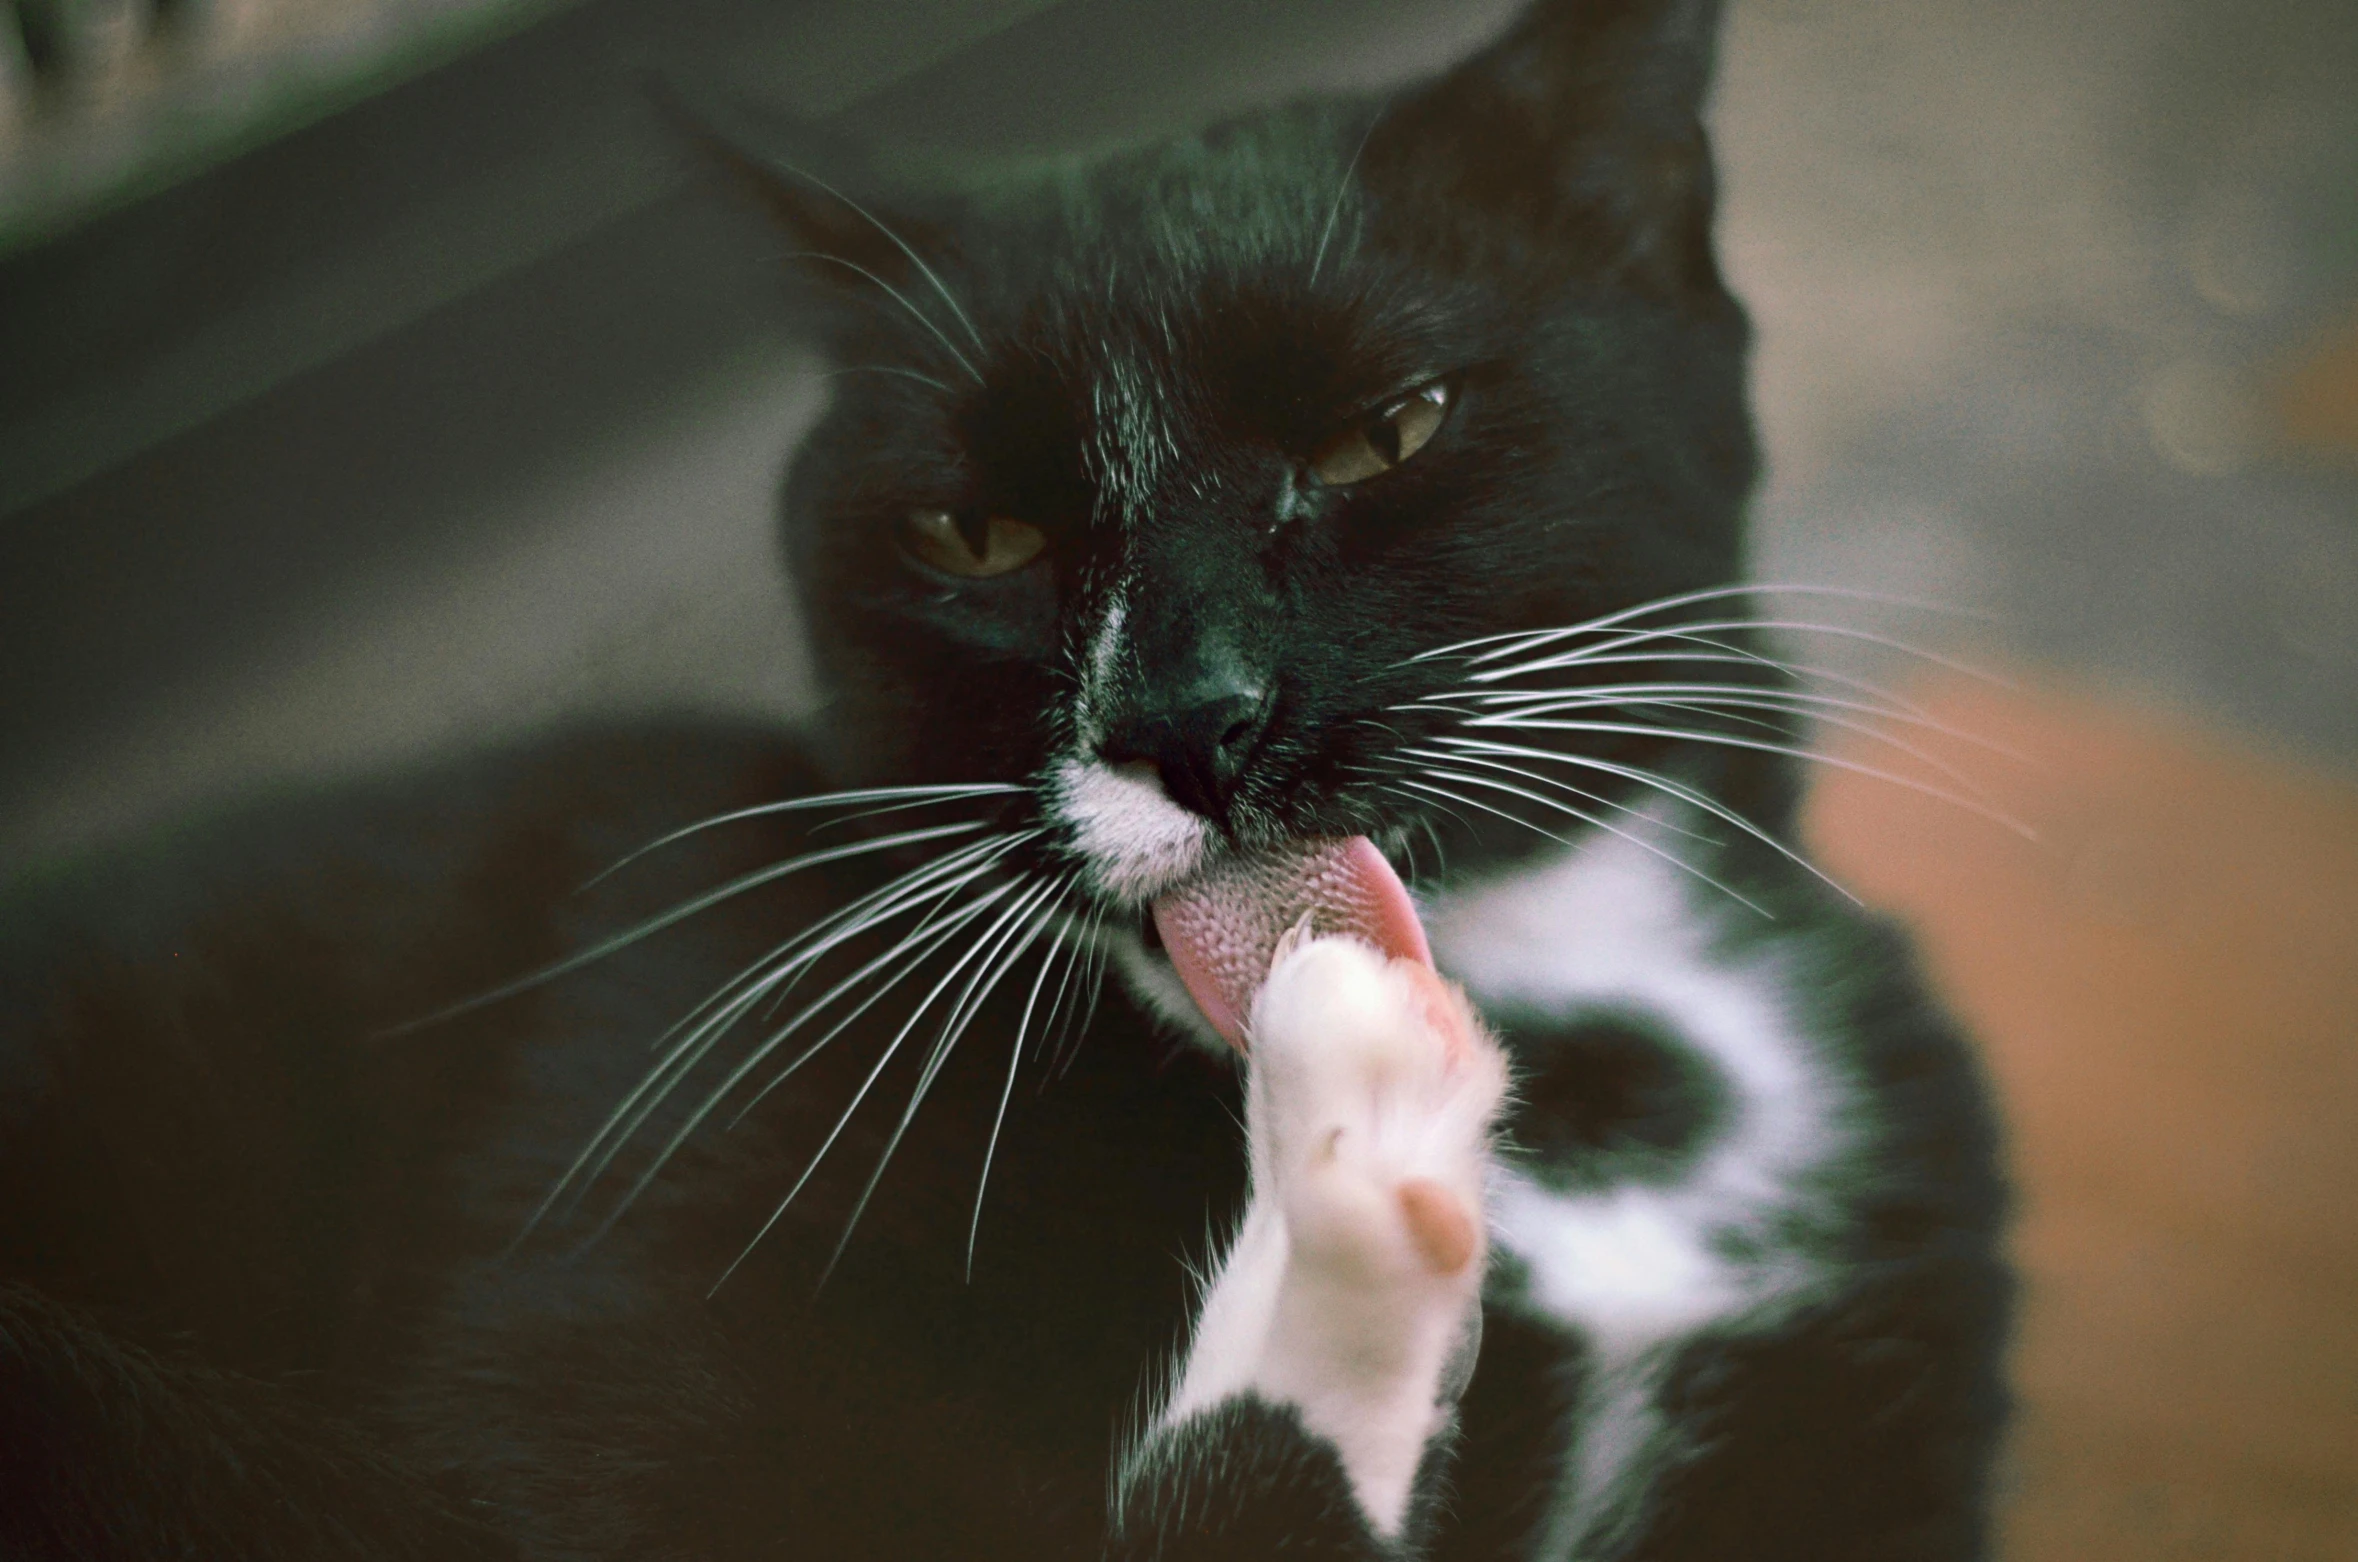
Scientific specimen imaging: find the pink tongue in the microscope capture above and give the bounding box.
[1150,836,1430,1051]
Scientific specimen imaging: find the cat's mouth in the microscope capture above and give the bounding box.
[1145,837,1431,1051]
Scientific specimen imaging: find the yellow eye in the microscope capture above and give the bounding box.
[900,510,1047,578]
[1309,380,1452,486]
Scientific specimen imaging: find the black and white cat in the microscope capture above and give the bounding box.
[0,0,2011,1556]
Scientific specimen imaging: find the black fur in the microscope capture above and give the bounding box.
[0,1,2009,1555]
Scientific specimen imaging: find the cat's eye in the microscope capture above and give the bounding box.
[1309,380,1452,486]
[899,509,1047,579]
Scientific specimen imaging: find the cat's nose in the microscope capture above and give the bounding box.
[1100,686,1273,821]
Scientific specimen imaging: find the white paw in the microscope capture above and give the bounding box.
[1159,934,1509,1535]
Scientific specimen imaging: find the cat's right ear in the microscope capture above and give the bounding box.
[1362,0,1727,301]
[651,80,968,320]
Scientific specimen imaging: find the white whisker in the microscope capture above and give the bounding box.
[709,874,1055,1295]
[709,857,1042,1135]
[968,879,1083,1278]
[1055,910,1115,1080]
[529,832,1034,1238]
[1472,616,2007,691]
[1443,678,2014,757]
[1408,645,1938,720]
[648,830,1022,1053]
[1036,901,1108,1078]
[589,882,1020,1252]
[785,249,984,386]
[1410,583,1991,668]
[1399,771,1770,918]
[1440,684,2018,798]
[817,877,1071,1289]
[748,832,1036,1023]
[821,364,957,395]
[771,167,989,360]
[584,783,1020,888]
[1452,717,2031,838]
[1420,737,1863,904]
[390,819,993,1040]
[1308,113,1380,287]
[1415,749,1723,847]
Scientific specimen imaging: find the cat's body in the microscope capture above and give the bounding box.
[0,2,2010,1557]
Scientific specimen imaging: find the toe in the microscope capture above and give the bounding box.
[1397,1177,1480,1276]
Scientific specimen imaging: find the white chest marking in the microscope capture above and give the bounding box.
[1421,822,1851,1558]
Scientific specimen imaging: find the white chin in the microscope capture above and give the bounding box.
[1048,757,1211,905]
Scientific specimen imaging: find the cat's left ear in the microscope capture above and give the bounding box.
[1363,0,1727,300]
[654,81,968,321]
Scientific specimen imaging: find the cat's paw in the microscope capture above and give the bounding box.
[1160,934,1508,1535]
[1249,932,1501,1292]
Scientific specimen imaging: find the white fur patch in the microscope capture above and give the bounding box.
[1048,756,1207,903]
[1073,589,1129,750]
[1421,818,1850,1558]
[1147,936,1508,1537]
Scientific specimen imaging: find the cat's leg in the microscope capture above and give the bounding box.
[1110,935,1509,1560]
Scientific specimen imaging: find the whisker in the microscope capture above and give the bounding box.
[1077,933,1113,1057]
[709,876,1057,1295]
[1397,825,1424,885]
[1391,776,1574,848]
[968,880,1083,1279]
[785,250,984,386]
[1451,716,2032,837]
[1420,738,1863,904]
[1399,772,1770,918]
[1472,617,2009,691]
[1409,582,1990,668]
[820,364,956,395]
[584,783,1021,888]
[1418,750,1723,847]
[581,878,1026,1252]
[649,830,1022,1051]
[1564,695,2009,803]
[816,877,1071,1290]
[1035,901,1106,1077]
[386,819,993,1038]
[640,830,1024,1099]
[1053,909,1115,1081]
[1408,801,1463,876]
[802,792,1022,838]
[1411,645,1938,720]
[707,892,1015,1137]
[1381,778,1475,842]
[529,833,1033,1237]
[711,853,1045,1133]
[765,166,990,360]
[1443,678,2018,759]
[1442,685,2014,800]
[897,878,1070,1123]
[1308,113,1381,287]
[748,831,1035,1022]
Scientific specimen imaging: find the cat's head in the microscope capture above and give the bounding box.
[755,0,1755,925]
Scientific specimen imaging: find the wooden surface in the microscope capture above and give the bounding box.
[1806,676,2358,1560]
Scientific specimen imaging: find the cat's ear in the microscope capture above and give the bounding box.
[1363,0,1726,298]
[653,81,970,323]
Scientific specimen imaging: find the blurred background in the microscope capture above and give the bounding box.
[1,0,2352,1556]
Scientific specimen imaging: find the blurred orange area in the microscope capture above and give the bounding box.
[1804,674,2358,1562]
[2275,311,2358,461]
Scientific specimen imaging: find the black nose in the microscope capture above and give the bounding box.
[1100,686,1274,821]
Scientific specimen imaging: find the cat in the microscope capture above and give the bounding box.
[0,0,2012,1556]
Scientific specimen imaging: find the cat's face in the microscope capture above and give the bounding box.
[770,0,1753,916]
